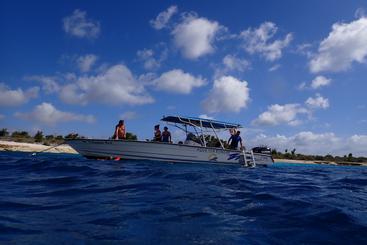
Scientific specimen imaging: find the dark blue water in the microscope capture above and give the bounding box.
[0,152,366,244]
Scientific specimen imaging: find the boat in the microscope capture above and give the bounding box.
[66,116,274,167]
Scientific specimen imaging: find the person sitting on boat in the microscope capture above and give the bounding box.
[153,124,162,141]
[162,126,171,143]
[228,131,243,150]
[113,120,126,140]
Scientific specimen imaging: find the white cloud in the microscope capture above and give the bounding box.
[310,76,331,89]
[297,76,331,90]
[77,54,98,72]
[0,83,39,106]
[355,8,366,19]
[253,95,331,127]
[120,111,137,120]
[152,69,206,94]
[63,9,100,39]
[305,94,329,109]
[222,54,250,72]
[25,75,60,94]
[297,82,307,90]
[59,64,154,105]
[348,135,367,156]
[248,132,367,156]
[295,43,313,58]
[0,114,4,120]
[172,15,220,59]
[15,102,95,125]
[202,76,250,113]
[310,17,367,73]
[136,49,160,70]
[252,104,309,126]
[198,114,214,120]
[240,22,293,61]
[150,5,178,30]
[269,64,281,72]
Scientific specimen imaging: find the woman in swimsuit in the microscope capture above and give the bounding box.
[113,120,126,140]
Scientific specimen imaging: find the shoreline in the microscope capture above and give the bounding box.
[0,140,366,166]
[274,158,336,165]
[0,140,77,154]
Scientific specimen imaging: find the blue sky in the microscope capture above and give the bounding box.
[0,0,366,156]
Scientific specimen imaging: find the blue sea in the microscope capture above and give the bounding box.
[0,152,366,244]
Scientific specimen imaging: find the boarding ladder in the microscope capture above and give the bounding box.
[240,149,256,167]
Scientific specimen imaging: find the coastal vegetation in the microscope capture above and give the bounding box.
[0,128,137,145]
[271,148,367,165]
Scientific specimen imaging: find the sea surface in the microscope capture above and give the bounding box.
[0,152,366,244]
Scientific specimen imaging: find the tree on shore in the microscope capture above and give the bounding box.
[291,148,296,156]
[0,128,9,137]
[34,131,44,142]
[126,132,138,140]
[11,131,30,138]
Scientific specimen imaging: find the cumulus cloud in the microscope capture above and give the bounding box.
[348,135,367,156]
[305,94,329,109]
[295,43,313,58]
[76,54,98,72]
[310,17,367,73]
[150,5,178,30]
[202,76,250,113]
[15,102,95,125]
[59,64,154,105]
[240,22,293,61]
[248,132,367,156]
[355,8,366,18]
[310,75,331,89]
[63,9,100,39]
[25,75,60,94]
[269,64,281,72]
[151,69,206,94]
[198,114,214,120]
[253,95,331,127]
[172,15,220,59]
[0,83,39,106]
[252,104,309,126]
[222,54,250,72]
[136,49,163,70]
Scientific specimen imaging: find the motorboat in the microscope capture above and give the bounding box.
[66,116,274,167]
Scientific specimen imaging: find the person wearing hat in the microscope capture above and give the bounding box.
[162,126,172,143]
[153,124,162,142]
[113,120,126,140]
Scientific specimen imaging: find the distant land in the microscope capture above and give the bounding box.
[0,128,366,166]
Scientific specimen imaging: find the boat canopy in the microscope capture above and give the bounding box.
[161,116,242,129]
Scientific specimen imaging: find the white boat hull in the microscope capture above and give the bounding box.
[67,139,274,166]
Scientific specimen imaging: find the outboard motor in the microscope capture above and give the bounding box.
[252,146,272,155]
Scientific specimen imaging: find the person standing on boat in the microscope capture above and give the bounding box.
[153,125,162,141]
[113,120,126,140]
[228,131,243,150]
[162,126,171,143]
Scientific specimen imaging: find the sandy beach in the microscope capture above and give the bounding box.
[273,158,336,165]
[0,140,77,154]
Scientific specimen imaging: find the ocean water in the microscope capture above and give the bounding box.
[0,152,366,244]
